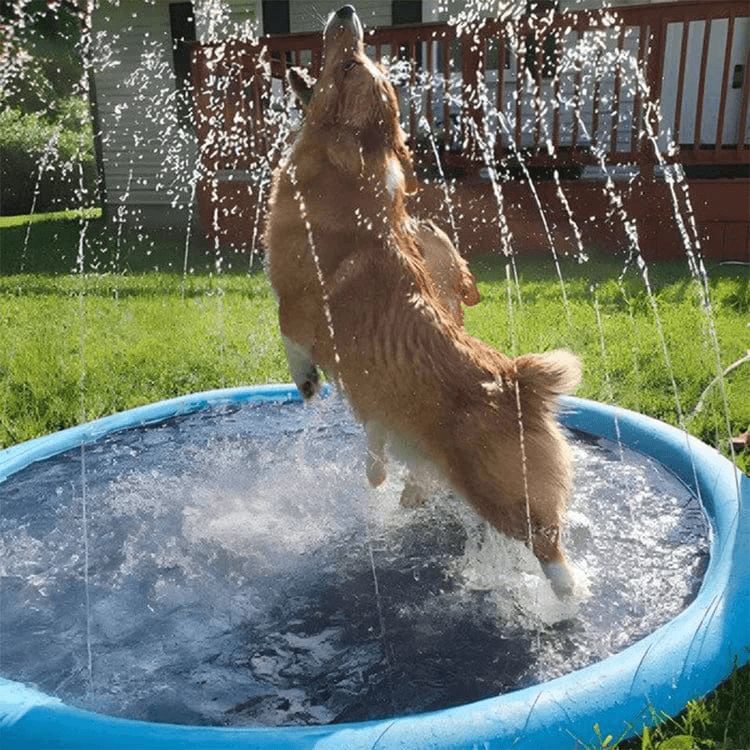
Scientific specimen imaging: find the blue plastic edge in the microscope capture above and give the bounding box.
[0,387,747,750]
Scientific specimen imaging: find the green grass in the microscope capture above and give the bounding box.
[0,209,249,275]
[2,239,747,458]
[0,214,748,747]
[464,252,750,470]
[597,661,750,749]
[0,206,102,228]
[0,271,287,446]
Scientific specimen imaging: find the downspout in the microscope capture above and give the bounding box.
[86,64,107,218]
[77,0,107,218]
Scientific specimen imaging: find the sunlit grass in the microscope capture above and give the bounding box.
[0,272,287,446]
[1,238,747,460]
[464,251,750,464]
[0,206,102,228]
[587,659,750,749]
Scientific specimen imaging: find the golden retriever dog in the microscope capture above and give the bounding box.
[287,66,480,328]
[264,5,581,596]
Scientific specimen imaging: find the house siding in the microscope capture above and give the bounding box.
[92,0,190,221]
[254,0,663,35]
[91,0,256,224]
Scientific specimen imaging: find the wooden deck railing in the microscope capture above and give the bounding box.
[190,0,749,178]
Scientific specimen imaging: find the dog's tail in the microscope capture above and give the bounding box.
[513,350,581,400]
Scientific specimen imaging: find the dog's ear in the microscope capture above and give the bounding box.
[326,130,364,177]
[288,67,315,108]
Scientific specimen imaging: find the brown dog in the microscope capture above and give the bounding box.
[264,5,581,596]
[287,66,480,327]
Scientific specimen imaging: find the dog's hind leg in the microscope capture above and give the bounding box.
[542,560,576,598]
[401,463,441,508]
[365,421,387,486]
[283,335,320,400]
[529,520,576,598]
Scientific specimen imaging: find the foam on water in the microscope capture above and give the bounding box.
[0,396,708,726]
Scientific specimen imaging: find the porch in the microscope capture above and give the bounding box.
[189,0,750,261]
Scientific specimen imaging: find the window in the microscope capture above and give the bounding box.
[262,0,290,35]
[392,0,421,26]
[392,1,423,68]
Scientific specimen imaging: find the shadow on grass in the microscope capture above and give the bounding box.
[0,274,272,301]
[471,249,748,298]
[0,214,264,277]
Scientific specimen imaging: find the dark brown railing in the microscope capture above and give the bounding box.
[190,0,749,179]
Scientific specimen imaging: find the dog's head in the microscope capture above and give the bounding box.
[303,5,417,193]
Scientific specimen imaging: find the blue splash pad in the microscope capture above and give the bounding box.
[0,385,747,749]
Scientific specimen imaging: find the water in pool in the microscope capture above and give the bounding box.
[0,395,709,726]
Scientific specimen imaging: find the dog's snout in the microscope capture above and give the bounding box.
[324,4,363,43]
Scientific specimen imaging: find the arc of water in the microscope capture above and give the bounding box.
[563,16,737,480]
[286,156,397,708]
[419,116,460,251]
[505,263,519,357]
[583,105,688,425]
[365,519,396,715]
[559,30,728,508]
[19,129,62,273]
[79,450,94,693]
[513,378,534,553]
[592,285,632,519]
[630,56,739,471]
[74,6,95,692]
[495,114,573,328]
[285,163,342,374]
[616,281,644,415]
[465,115,527,352]
[181,170,198,289]
[549,167,588,263]
[248,169,270,272]
[537,25,692,432]
[471,96,574,330]
[592,286,616,406]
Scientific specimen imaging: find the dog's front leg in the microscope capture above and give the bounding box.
[278,299,321,400]
[365,421,387,487]
[283,335,320,400]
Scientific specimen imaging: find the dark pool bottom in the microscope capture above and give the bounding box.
[0,395,708,727]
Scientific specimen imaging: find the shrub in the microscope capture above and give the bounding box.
[0,99,97,216]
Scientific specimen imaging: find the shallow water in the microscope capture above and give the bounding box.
[0,395,708,726]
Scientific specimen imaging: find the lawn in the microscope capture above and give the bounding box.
[2,215,747,463]
[0,214,748,748]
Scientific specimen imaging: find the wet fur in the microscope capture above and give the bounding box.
[264,8,581,595]
[287,66,479,327]
[413,219,480,326]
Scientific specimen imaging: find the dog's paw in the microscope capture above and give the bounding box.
[366,456,387,487]
[299,366,320,400]
[541,560,577,599]
[282,336,320,400]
